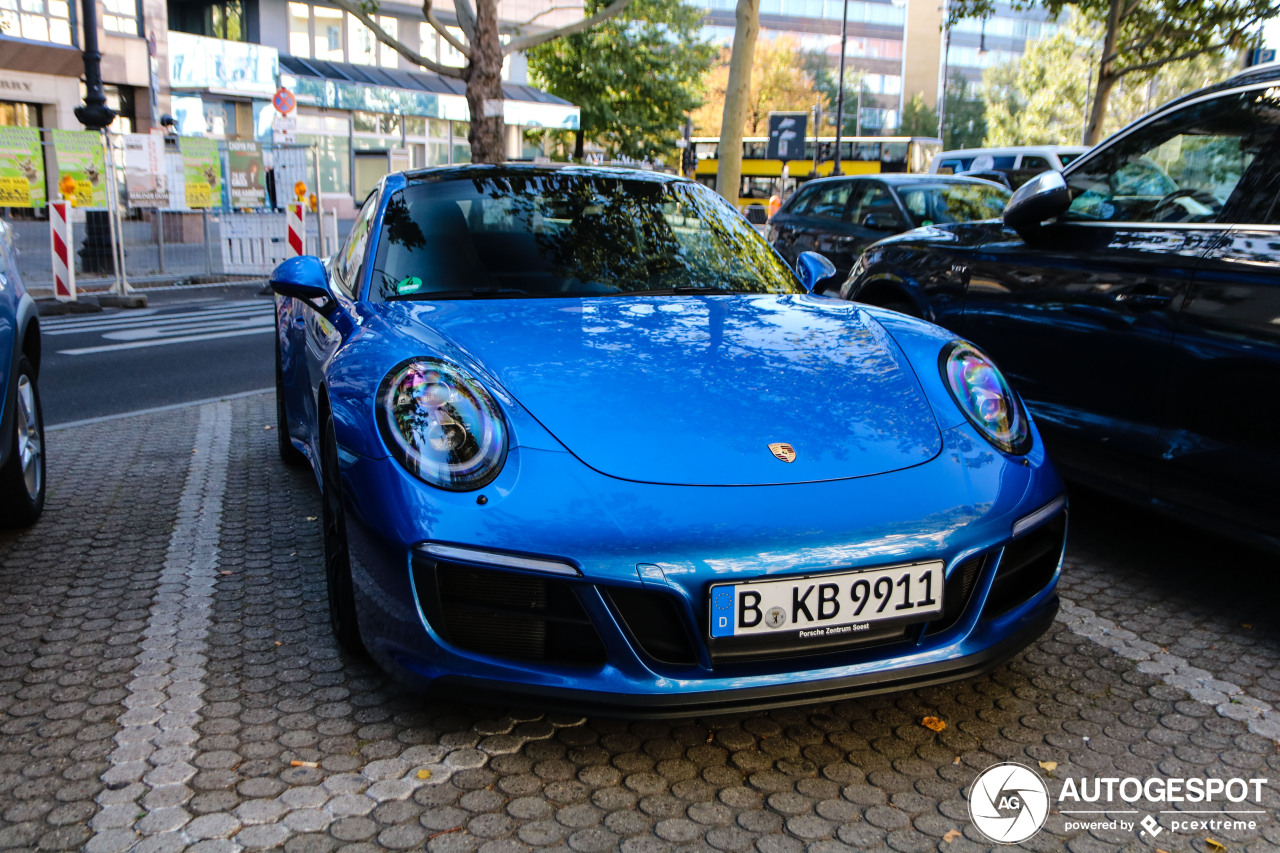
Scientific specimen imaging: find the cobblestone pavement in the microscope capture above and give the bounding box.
[1,394,1277,852]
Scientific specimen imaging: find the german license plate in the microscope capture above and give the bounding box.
[709,562,945,640]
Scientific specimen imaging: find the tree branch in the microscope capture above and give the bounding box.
[503,0,635,54]
[423,0,472,57]
[437,0,477,42]
[1112,39,1230,77]
[327,0,466,76]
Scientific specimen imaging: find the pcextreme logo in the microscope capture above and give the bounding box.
[969,762,1051,843]
[967,764,1271,844]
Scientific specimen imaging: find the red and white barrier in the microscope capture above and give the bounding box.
[286,203,306,257]
[50,200,76,302]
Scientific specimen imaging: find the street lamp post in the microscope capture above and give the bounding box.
[936,0,950,142]
[832,0,849,176]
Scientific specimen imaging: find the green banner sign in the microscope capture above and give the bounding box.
[52,129,107,209]
[0,127,45,209]
[180,137,222,209]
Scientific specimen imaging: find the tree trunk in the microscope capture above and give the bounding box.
[465,0,506,164]
[1084,0,1123,146]
[715,0,760,203]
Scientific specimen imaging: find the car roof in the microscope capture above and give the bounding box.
[799,173,1005,187]
[399,163,686,186]
[934,145,1088,158]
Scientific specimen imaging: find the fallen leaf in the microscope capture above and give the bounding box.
[417,769,432,780]
[943,829,962,843]
[953,756,962,765]
[274,641,282,646]
[428,827,462,839]
[1038,761,1058,773]
[290,760,318,768]
[1206,839,1226,852]
[264,425,274,430]
[921,716,946,732]
[1242,623,1253,630]
[306,516,317,521]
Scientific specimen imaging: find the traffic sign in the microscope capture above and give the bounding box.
[273,87,296,115]
[767,112,808,162]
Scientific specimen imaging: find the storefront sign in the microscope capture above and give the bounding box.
[169,31,279,97]
[0,127,46,208]
[180,137,222,209]
[51,130,107,209]
[123,132,169,208]
[227,140,266,208]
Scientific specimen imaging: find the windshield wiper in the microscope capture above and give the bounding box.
[387,287,530,301]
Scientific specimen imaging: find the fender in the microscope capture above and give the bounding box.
[0,291,38,473]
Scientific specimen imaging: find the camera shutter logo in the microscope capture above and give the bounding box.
[968,762,1050,843]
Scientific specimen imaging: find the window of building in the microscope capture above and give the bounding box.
[0,0,74,45]
[102,0,140,35]
[378,16,398,67]
[0,100,40,127]
[288,2,310,56]
[347,11,376,65]
[313,6,343,61]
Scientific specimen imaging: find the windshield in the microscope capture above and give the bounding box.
[896,182,1011,226]
[369,173,803,301]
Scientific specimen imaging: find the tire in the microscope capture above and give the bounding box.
[0,356,45,529]
[276,339,307,468]
[321,412,366,655]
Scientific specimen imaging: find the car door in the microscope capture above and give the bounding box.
[1157,102,1280,542]
[768,180,855,272]
[958,89,1266,501]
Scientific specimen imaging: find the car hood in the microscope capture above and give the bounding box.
[375,295,942,486]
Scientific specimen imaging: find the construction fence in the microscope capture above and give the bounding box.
[0,130,354,289]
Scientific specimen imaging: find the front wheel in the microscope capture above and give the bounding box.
[0,356,45,528]
[321,412,366,655]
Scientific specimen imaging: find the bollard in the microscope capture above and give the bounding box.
[50,200,76,302]
[287,202,305,256]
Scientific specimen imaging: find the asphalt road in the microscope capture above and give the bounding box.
[37,283,275,426]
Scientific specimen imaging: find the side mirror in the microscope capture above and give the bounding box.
[270,255,336,316]
[795,251,837,293]
[862,212,900,232]
[1003,170,1070,233]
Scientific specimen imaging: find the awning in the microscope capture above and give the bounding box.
[278,55,579,130]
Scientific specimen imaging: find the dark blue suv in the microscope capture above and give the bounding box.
[0,218,44,528]
[842,64,1280,552]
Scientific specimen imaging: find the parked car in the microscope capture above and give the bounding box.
[768,174,1010,291]
[929,145,1089,177]
[271,164,1065,713]
[0,219,45,528]
[842,64,1280,552]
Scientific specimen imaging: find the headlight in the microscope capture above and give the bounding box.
[940,342,1030,454]
[378,359,508,490]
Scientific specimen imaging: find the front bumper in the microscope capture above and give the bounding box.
[340,420,1066,711]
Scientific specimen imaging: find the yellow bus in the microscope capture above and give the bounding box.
[690,135,942,222]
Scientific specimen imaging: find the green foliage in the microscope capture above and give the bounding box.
[981,11,1230,145]
[943,74,987,148]
[801,56,881,135]
[898,94,938,137]
[526,0,715,162]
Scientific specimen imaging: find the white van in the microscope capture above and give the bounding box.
[928,145,1089,176]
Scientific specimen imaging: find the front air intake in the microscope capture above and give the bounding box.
[412,554,606,666]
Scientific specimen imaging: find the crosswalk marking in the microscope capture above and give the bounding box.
[52,299,276,355]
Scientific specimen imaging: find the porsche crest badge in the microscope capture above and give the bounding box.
[768,442,797,463]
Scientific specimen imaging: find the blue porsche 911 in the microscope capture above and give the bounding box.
[271,165,1065,714]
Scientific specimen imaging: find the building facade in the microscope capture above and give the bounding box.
[701,0,1056,133]
[0,0,581,216]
